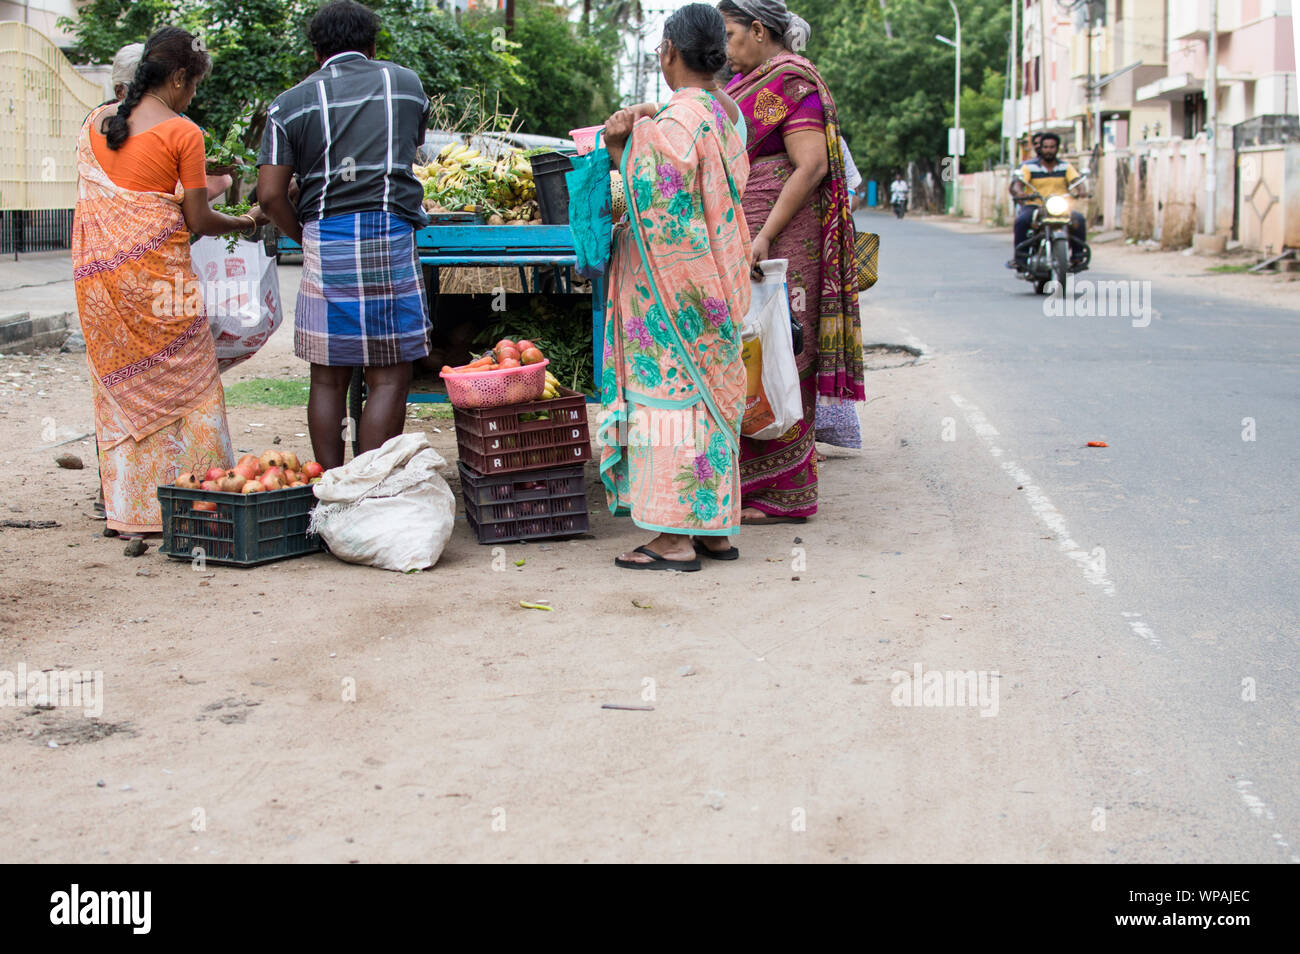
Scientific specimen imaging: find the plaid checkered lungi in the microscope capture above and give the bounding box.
[295,211,429,366]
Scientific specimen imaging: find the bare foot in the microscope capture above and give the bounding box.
[693,535,734,553]
[617,532,695,564]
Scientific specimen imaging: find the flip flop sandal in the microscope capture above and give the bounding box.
[614,545,702,572]
[740,514,808,526]
[692,537,739,561]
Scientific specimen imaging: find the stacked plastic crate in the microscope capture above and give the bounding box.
[453,387,593,543]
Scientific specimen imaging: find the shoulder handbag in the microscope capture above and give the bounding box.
[854,230,879,291]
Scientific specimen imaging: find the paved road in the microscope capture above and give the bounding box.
[860,210,1299,862]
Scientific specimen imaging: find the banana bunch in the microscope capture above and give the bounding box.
[542,370,561,399]
[413,145,539,220]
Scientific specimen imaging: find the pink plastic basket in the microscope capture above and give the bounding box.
[440,359,549,410]
[569,126,601,156]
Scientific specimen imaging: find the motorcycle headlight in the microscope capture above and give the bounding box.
[1045,195,1070,216]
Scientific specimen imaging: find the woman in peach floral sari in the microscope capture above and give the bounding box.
[73,27,265,540]
[599,5,752,571]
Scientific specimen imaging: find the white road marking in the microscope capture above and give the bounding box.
[1235,778,1300,863]
[1120,612,1161,649]
[896,327,931,364]
[950,393,1121,599]
[949,392,1299,860]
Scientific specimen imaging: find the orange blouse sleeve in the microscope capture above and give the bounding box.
[168,120,207,191]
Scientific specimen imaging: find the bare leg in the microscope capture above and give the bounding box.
[308,364,353,470]
[358,362,412,454]
[694,536,733,553]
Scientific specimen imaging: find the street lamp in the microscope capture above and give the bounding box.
[935,1,962,216]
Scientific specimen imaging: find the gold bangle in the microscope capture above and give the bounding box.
[239,214,257,237]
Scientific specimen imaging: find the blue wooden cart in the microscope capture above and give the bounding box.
[277,224,606,408]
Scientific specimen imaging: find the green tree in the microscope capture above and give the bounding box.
[953,67,1006,171]
[476,0,619,135]
[802,0,1011,190]
[59,0,521,153]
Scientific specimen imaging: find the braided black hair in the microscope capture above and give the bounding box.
[664,4,728,75]
[104,26,210,151]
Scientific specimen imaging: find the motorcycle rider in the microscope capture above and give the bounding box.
[1008,132,1087,269]
[890,173,909,216]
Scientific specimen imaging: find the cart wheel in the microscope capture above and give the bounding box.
[347,367,365,458]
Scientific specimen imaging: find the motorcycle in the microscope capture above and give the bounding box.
[892,195,907,219]
[1011,177,1091,295]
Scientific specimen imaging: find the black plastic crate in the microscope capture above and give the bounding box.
[158,484,321,567]
[454,386,591,475]
[457,460,589,544]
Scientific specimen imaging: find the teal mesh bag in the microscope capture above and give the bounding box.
[564,130,613,279]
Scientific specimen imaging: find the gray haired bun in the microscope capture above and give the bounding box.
[717,0,812,52]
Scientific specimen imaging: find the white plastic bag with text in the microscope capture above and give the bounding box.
[190,236,283,373]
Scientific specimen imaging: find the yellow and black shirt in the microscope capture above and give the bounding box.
[1014,157,1082,205]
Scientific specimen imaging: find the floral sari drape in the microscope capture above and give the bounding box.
[73,105,232,533]
[598,89,752,535]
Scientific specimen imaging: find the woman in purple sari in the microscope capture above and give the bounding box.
[719,0,865,524]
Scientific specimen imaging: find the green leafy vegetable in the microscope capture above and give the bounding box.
[475,296,595,396]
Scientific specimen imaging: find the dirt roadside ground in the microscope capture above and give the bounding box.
[0,247,1242,862]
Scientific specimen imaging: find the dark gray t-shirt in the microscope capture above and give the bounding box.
[258,51,429,229]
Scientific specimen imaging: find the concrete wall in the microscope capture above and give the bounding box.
[1238,143,1300,253]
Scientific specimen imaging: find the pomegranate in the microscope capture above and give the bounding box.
[204,466,227,483]
[300,461,324,480]
[241,481,265,494]
[282,452,301,472]
[234,461,258,482]
[283,469,299,484]
[220,473,246,493]
[193,500,217,512]
[237,453,260,473]
[261,475,284,491]
[175,471,200,489]
[259,450,285,471]
[200,480,221,492]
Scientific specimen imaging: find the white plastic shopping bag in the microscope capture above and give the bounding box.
[740,259,802,440]
[190,236,283,373]
[308,433,456,572]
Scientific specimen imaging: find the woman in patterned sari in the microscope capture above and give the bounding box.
[719,0,865,524]
[598,4,753,570]
[73,27,267,540]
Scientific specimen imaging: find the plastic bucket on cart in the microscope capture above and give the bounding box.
[528,152,574,225]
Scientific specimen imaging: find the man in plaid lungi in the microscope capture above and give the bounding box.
[257,0,431,468]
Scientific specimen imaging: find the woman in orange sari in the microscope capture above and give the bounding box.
[73,26,266,541]
[719,0,865,524]
[599,4,752,570]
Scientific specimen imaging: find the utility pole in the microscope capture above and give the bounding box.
[1092,2,1103,151]
[1203,0,1219,234]
[936,1,962,214]
[1039,0,1048,137]
[1011,0,1018,161]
